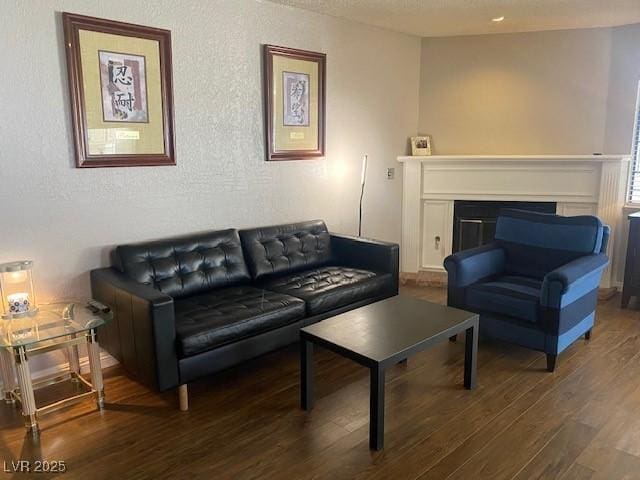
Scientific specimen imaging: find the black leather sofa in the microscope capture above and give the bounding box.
[90,220,399,409]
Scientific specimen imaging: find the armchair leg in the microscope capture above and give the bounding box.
[546,354,557,373]
[179,384,188,411]
[585,329,592,340]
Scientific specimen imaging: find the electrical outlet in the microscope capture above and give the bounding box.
[387,167,395,180]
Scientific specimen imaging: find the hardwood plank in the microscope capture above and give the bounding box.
[579,446,640,480]
[512,420,597,480]
[560,463,596,480]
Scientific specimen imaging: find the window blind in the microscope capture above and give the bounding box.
[628,81,640,203]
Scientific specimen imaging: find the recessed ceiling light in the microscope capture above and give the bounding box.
[492,16,505,22]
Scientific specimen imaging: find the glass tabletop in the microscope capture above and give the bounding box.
[0,300,112,348]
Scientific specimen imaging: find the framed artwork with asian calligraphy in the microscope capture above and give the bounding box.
[263,45,326,161]
[63,13,175,167]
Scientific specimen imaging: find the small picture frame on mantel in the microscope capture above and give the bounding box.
[411,135,432,156]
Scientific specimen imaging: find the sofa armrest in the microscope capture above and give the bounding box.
[541,254,609,308]
[330,234,399,295]
[90,267,179,392]
[444,243,506,287]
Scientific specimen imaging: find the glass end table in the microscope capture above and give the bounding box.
[0,300,112,433]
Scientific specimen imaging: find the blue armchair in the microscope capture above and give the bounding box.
[444,209,609,372]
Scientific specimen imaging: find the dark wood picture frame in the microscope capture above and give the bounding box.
[63,12,175,168]
[263,45,326,161]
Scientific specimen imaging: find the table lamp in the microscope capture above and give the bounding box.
[0,261,38,319]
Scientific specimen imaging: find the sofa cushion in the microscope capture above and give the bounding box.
[263,266,391,316]
[115,229,250,299]
[239,220,331,281]
[495,209,604,279]
[174,286,306,357]
[466,275,542,323]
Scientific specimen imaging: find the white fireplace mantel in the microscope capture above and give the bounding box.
[397,154,630,288]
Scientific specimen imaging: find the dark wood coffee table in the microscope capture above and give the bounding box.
[299,295,479,450]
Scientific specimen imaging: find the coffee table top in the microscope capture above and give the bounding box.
[0,300,112,348]
[301,295,478,367]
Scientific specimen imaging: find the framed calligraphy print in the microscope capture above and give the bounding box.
[263,45,326,161]
[63,13,175,167]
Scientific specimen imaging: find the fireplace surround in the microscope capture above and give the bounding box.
[397,155,630,288]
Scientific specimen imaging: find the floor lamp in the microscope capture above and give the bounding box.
[359,154,368,237]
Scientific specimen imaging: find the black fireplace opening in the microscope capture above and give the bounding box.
[452,200,556,253]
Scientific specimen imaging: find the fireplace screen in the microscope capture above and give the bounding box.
[452,201,556,253]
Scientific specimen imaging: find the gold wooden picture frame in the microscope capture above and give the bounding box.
[263,45,326,161]
[63,13,176,167]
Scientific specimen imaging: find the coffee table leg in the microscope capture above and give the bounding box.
[370,365,385,450]
[301,339,314,410]
[464,323,478,389]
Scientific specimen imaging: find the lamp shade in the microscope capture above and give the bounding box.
[360,154,368,186]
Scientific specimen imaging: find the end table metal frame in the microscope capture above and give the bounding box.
[300,317,478,450]
[0,327,104,433]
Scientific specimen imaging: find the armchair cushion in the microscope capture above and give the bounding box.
[262,266,391,316]
[174,286,305,357]
[466,275,542,323]
[495,209,604,279]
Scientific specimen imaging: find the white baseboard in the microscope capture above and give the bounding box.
[33,351,119,379]
[0,351,119,391]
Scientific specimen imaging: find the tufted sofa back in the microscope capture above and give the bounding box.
[239,220,331,281]
[115,229,251,299]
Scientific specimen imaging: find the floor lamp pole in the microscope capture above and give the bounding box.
[359,154,368,237]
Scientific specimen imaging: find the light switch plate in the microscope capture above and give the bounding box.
[387,167,395,180]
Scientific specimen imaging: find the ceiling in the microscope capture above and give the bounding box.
[266,0,640,37]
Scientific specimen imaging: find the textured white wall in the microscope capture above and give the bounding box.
[0,0,421,306]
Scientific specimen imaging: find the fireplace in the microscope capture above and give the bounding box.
[396,154,629,288]
[452,201,556,253]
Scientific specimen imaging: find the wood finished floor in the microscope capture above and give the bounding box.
[2,286,640,479]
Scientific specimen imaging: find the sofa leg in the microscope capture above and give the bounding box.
[179,384,189,411]
[585,329,592,340]
[449,335,457,342]
[546,354,557,373]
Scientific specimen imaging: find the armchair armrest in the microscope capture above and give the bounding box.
[330,233,399,295]
[444,243,506,287]
[90,267,179,392]
[541,254,609,308]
